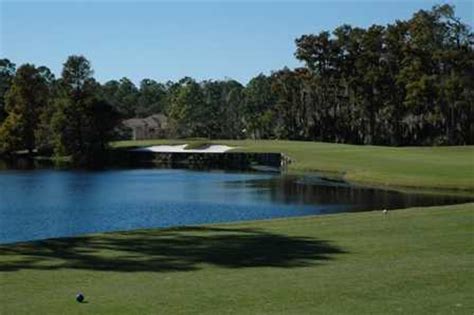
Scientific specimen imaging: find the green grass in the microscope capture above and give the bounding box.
[111,139,474,191]
[1,203,473,314]
[183,141,212,150]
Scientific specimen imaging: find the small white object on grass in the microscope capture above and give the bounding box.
[383,209,388,215]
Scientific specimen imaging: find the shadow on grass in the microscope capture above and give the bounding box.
[0,226,345,273]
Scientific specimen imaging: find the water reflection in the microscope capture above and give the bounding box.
[0,169,472,244]
[225,175,473,212]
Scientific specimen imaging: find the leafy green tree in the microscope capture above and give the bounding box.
[0,112,23,153]
[0,64,50,153]
[219,80,245,139]
[168,78,207,138]
[271,68,310,139]
[292,4,472,145]
[243,74,277,139]
[115,78,139,118]
[101,78,139,118]
[0,59,16,123]
[52,56,119,166]
[356,25,386,144]
[137,79,168,117]
[201,80,224,138]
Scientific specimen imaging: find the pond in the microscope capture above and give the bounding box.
[0,168,472,244]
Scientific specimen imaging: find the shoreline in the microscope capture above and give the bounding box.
[2,203,473,314]
[112,139,474,192]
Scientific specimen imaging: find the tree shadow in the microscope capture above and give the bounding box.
[0,226,346,273]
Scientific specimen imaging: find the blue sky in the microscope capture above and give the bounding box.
[1,1,472,84]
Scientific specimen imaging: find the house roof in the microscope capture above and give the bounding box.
[123,114,168,129]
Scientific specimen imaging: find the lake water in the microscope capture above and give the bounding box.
[0,169,471,244]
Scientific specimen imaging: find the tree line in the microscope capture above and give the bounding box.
[0,4,472,165]
[0,57,119,166]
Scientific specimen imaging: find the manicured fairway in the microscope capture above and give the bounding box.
[1,203,473,314]
[112,140,474,191]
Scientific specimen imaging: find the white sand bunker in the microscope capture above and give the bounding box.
[132,144,235,153]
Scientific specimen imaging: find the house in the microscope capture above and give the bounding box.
[123,114,169,140]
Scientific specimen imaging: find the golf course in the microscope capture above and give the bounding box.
[2,1,474,313]
[113,140,474,192]
[1,141,473,314]
[1,203,473,314]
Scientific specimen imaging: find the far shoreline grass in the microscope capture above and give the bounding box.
[2,203,473,314]
[111,139,474,192]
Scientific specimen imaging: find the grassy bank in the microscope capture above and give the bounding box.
[112,139,474,191]
[1,203,473,314]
